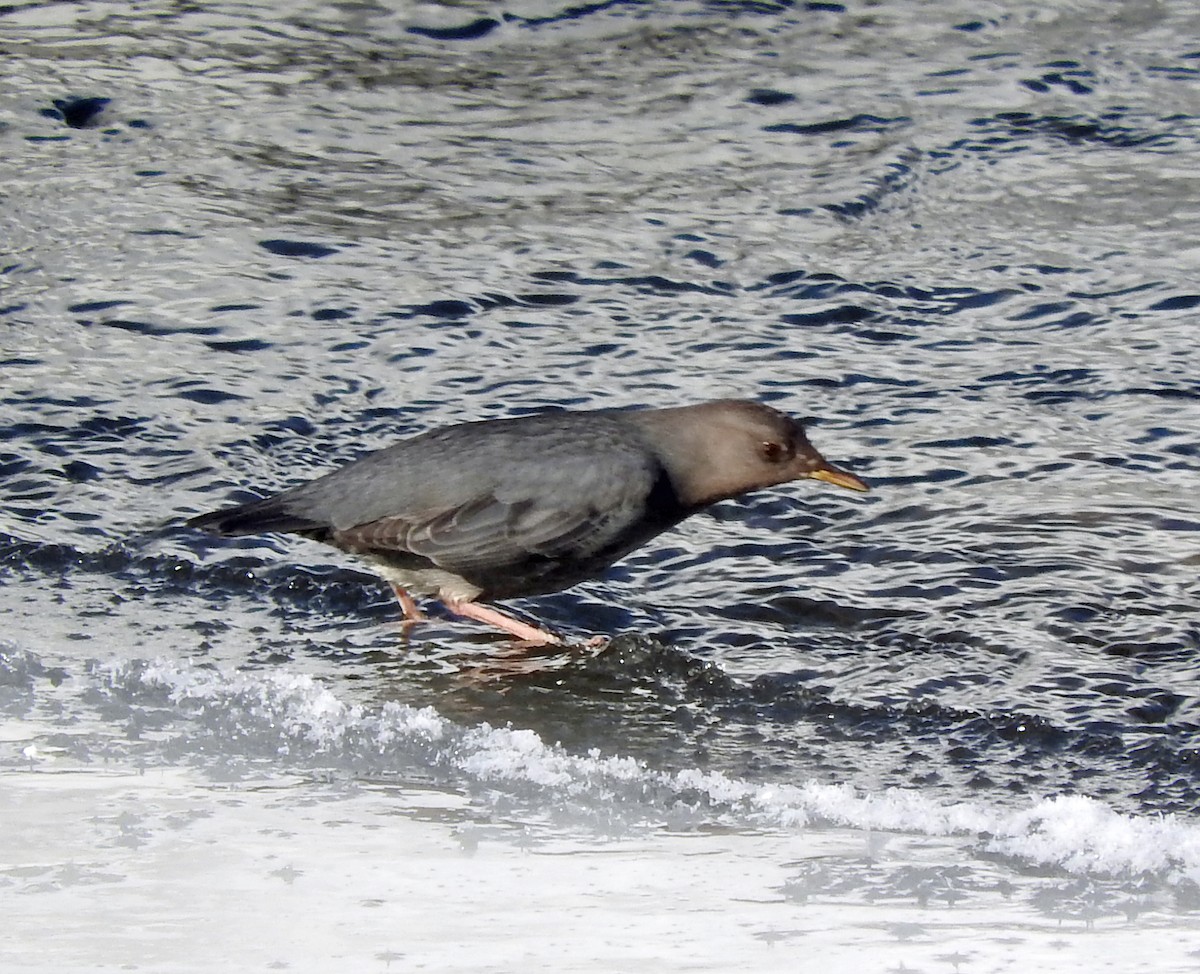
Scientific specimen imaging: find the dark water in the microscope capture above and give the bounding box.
[3,0,1200,834]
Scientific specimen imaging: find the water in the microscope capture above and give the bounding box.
[3,1,1200,969]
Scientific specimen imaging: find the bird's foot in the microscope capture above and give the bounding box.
[390,583,426,621]
[441,598,564,646]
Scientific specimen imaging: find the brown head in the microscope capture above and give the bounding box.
[629,399,869,508]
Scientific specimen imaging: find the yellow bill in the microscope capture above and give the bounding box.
[809,464,870,493]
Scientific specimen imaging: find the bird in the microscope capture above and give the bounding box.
[187,399,868,644]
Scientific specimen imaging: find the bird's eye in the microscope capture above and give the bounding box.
[761,441,788,463]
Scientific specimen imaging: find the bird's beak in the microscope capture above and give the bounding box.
[809,463,869,493]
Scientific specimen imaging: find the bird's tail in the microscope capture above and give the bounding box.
[187,496,324,538]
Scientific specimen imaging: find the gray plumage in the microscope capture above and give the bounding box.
[188,399,868,641]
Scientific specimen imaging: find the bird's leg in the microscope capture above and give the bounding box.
[390,584,425,622]
[441,598,563,646]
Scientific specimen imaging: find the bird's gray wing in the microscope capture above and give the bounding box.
[329,448,660,575]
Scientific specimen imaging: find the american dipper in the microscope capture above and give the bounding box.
[188,400,868,644]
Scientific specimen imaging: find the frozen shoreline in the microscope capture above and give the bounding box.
[5,748,1200,973]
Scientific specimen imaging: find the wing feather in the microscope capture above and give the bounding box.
[331,446,660,578]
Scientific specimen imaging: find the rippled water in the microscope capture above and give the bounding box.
[4,0,1200,967]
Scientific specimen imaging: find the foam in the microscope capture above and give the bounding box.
[103,657,1200,884]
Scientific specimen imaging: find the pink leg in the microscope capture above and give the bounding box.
[390,584,425,622]
[442,598,563,646]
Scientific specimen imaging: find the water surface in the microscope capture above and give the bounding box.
[3,0,1200,969]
